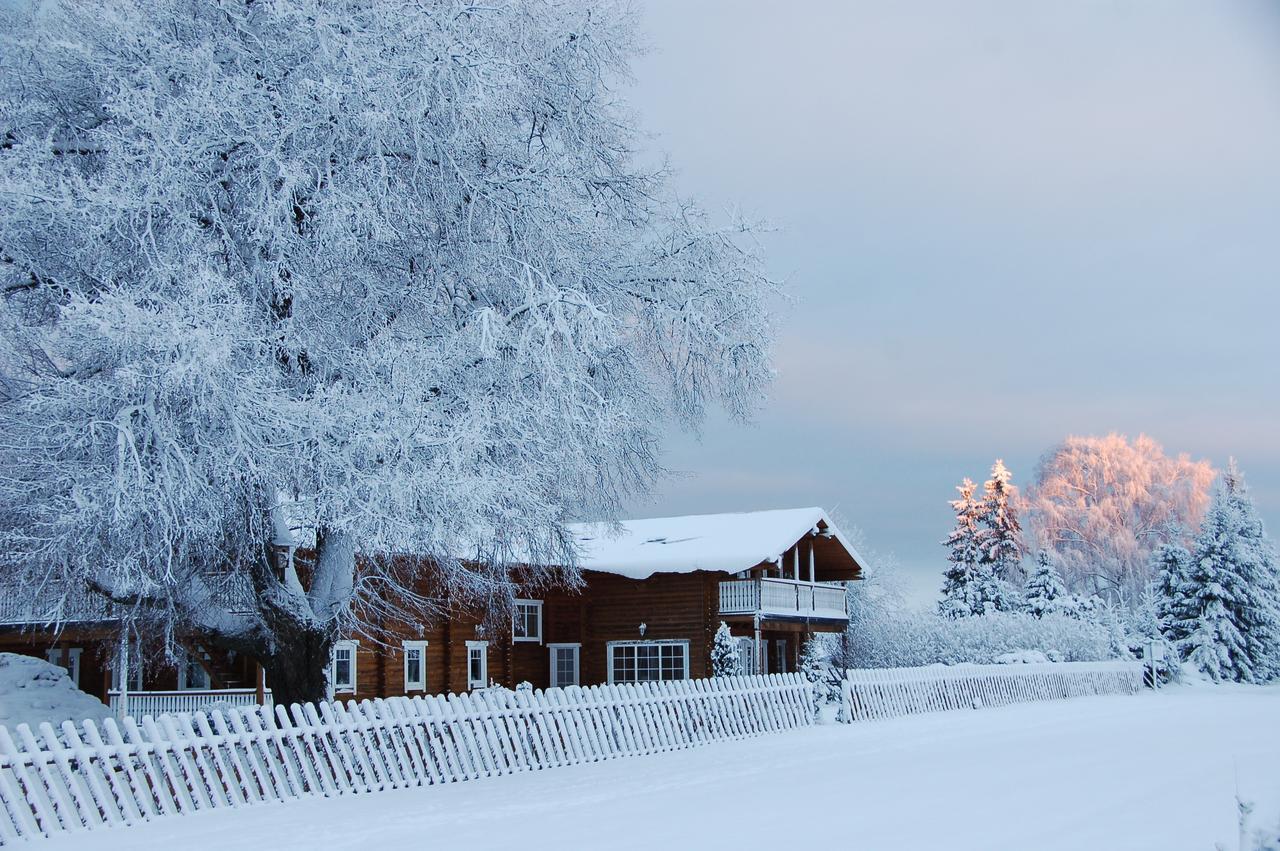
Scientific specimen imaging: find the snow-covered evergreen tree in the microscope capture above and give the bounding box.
[1180,486,1252,682]
[711,622,744,677]
[0,0,777,705]
[1221,460,1280,682]
[1153,539,1194,647]
[976,459,1027,586]
[799,634,825,685]
[798,634,826,716]
[1024,550,1072,618]
[939,478,990,618]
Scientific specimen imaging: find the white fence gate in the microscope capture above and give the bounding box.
[842,660,1145,722]
[0,673,814,842]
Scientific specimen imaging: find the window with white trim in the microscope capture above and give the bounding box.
[45,647,82,687]
[178,652,211,690]
[403,640,428,692]
[548,643,580,689]
[466,641,489,689]
[512,599,543,643]
[606,640,689,684]
[330,640,358,693]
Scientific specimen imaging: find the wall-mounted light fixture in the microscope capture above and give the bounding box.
[638,622,647,637]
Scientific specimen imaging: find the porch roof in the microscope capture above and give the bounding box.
[568,507,866,581]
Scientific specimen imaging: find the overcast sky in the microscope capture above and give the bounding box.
[625,0,1280,604]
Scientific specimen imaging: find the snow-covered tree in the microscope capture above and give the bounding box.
[939,478,991,618]
[1097,600,1132,660]
[975,459,1027,586]
[1022,434,1214,600]
[1220,460,1280,681]
[1179,487,1252,682]
[799,634,825,684]
[798,634,825,715]
[0,1,777,704]
[1023,550,1074,618]
[710,622,743,678]
[1152,540,1194,647]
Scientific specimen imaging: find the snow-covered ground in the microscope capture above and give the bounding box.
[43,684,1280,851]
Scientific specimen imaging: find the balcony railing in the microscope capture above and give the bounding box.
[718,578,848,620]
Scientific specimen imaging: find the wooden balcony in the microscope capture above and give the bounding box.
[718,578,848,623]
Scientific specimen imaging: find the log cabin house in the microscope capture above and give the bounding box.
[0,507,865,717]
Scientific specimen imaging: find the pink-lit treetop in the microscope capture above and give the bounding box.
[1022,433,1215,601]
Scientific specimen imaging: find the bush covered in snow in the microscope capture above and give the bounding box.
[995,650,1051,664]
[838,609,1114,669]
[0,653,110,731]
[835,552,1116,669]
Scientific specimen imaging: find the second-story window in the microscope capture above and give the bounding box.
[512,599,543,643]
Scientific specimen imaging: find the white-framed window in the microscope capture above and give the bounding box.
[330,640,359,694]
[466,640,489,689]
[45,647,82,687]
[548,643,580,689]
[177,652,211,690]
[606,640,689,685]
[403,640,428,692]
[512,599,543,643]
[775,639,788,674]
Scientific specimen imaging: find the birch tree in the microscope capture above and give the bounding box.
[1022,434,1214,600]
[0,0,778,704]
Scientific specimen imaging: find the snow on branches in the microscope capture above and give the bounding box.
[0,0,777,703]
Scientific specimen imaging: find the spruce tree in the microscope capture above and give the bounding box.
[1181,487,1252,682]
[711,622,743,677]
[939,478,987,618]
[1153,540,1194,647]
[976,459,1026,587]
[1024,550,1071,618]
[798,635,826,717]
[1221,460,1280,681]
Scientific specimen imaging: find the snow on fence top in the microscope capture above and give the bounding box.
[0,673,815,842]
[842,660,1146,722]
[569,506,866,579]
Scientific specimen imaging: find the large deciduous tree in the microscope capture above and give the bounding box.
[0,0,777,705]
[1022,434,1214,601]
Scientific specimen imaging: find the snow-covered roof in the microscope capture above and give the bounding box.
[568,507,866,580]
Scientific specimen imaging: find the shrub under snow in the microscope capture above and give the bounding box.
[840,610,1113,669]
[0,653,110,731]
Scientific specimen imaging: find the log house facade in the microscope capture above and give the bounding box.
[0,508,865,716]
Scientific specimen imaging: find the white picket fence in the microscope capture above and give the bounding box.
[0,673,814,842]
[842,660,1145,722]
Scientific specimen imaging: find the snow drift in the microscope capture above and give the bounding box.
[0,653,110,731]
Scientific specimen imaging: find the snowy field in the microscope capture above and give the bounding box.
[41,684,1280,851]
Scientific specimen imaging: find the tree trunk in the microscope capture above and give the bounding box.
[259,625,333,709]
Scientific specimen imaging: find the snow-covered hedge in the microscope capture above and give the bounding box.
[838,610,1114,669]
[0,653,110,731]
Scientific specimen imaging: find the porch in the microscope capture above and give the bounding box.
[718,577,848,623]
[108,689,273,718]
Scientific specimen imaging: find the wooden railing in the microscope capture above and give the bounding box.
[0,674,815,842]
[841,660,1145,722]
[108,689,272,718]
[719,578,848,620]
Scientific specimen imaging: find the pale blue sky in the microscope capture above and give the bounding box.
[626,0,1280,603]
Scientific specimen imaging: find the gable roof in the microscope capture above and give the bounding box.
[568,506,866,580]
